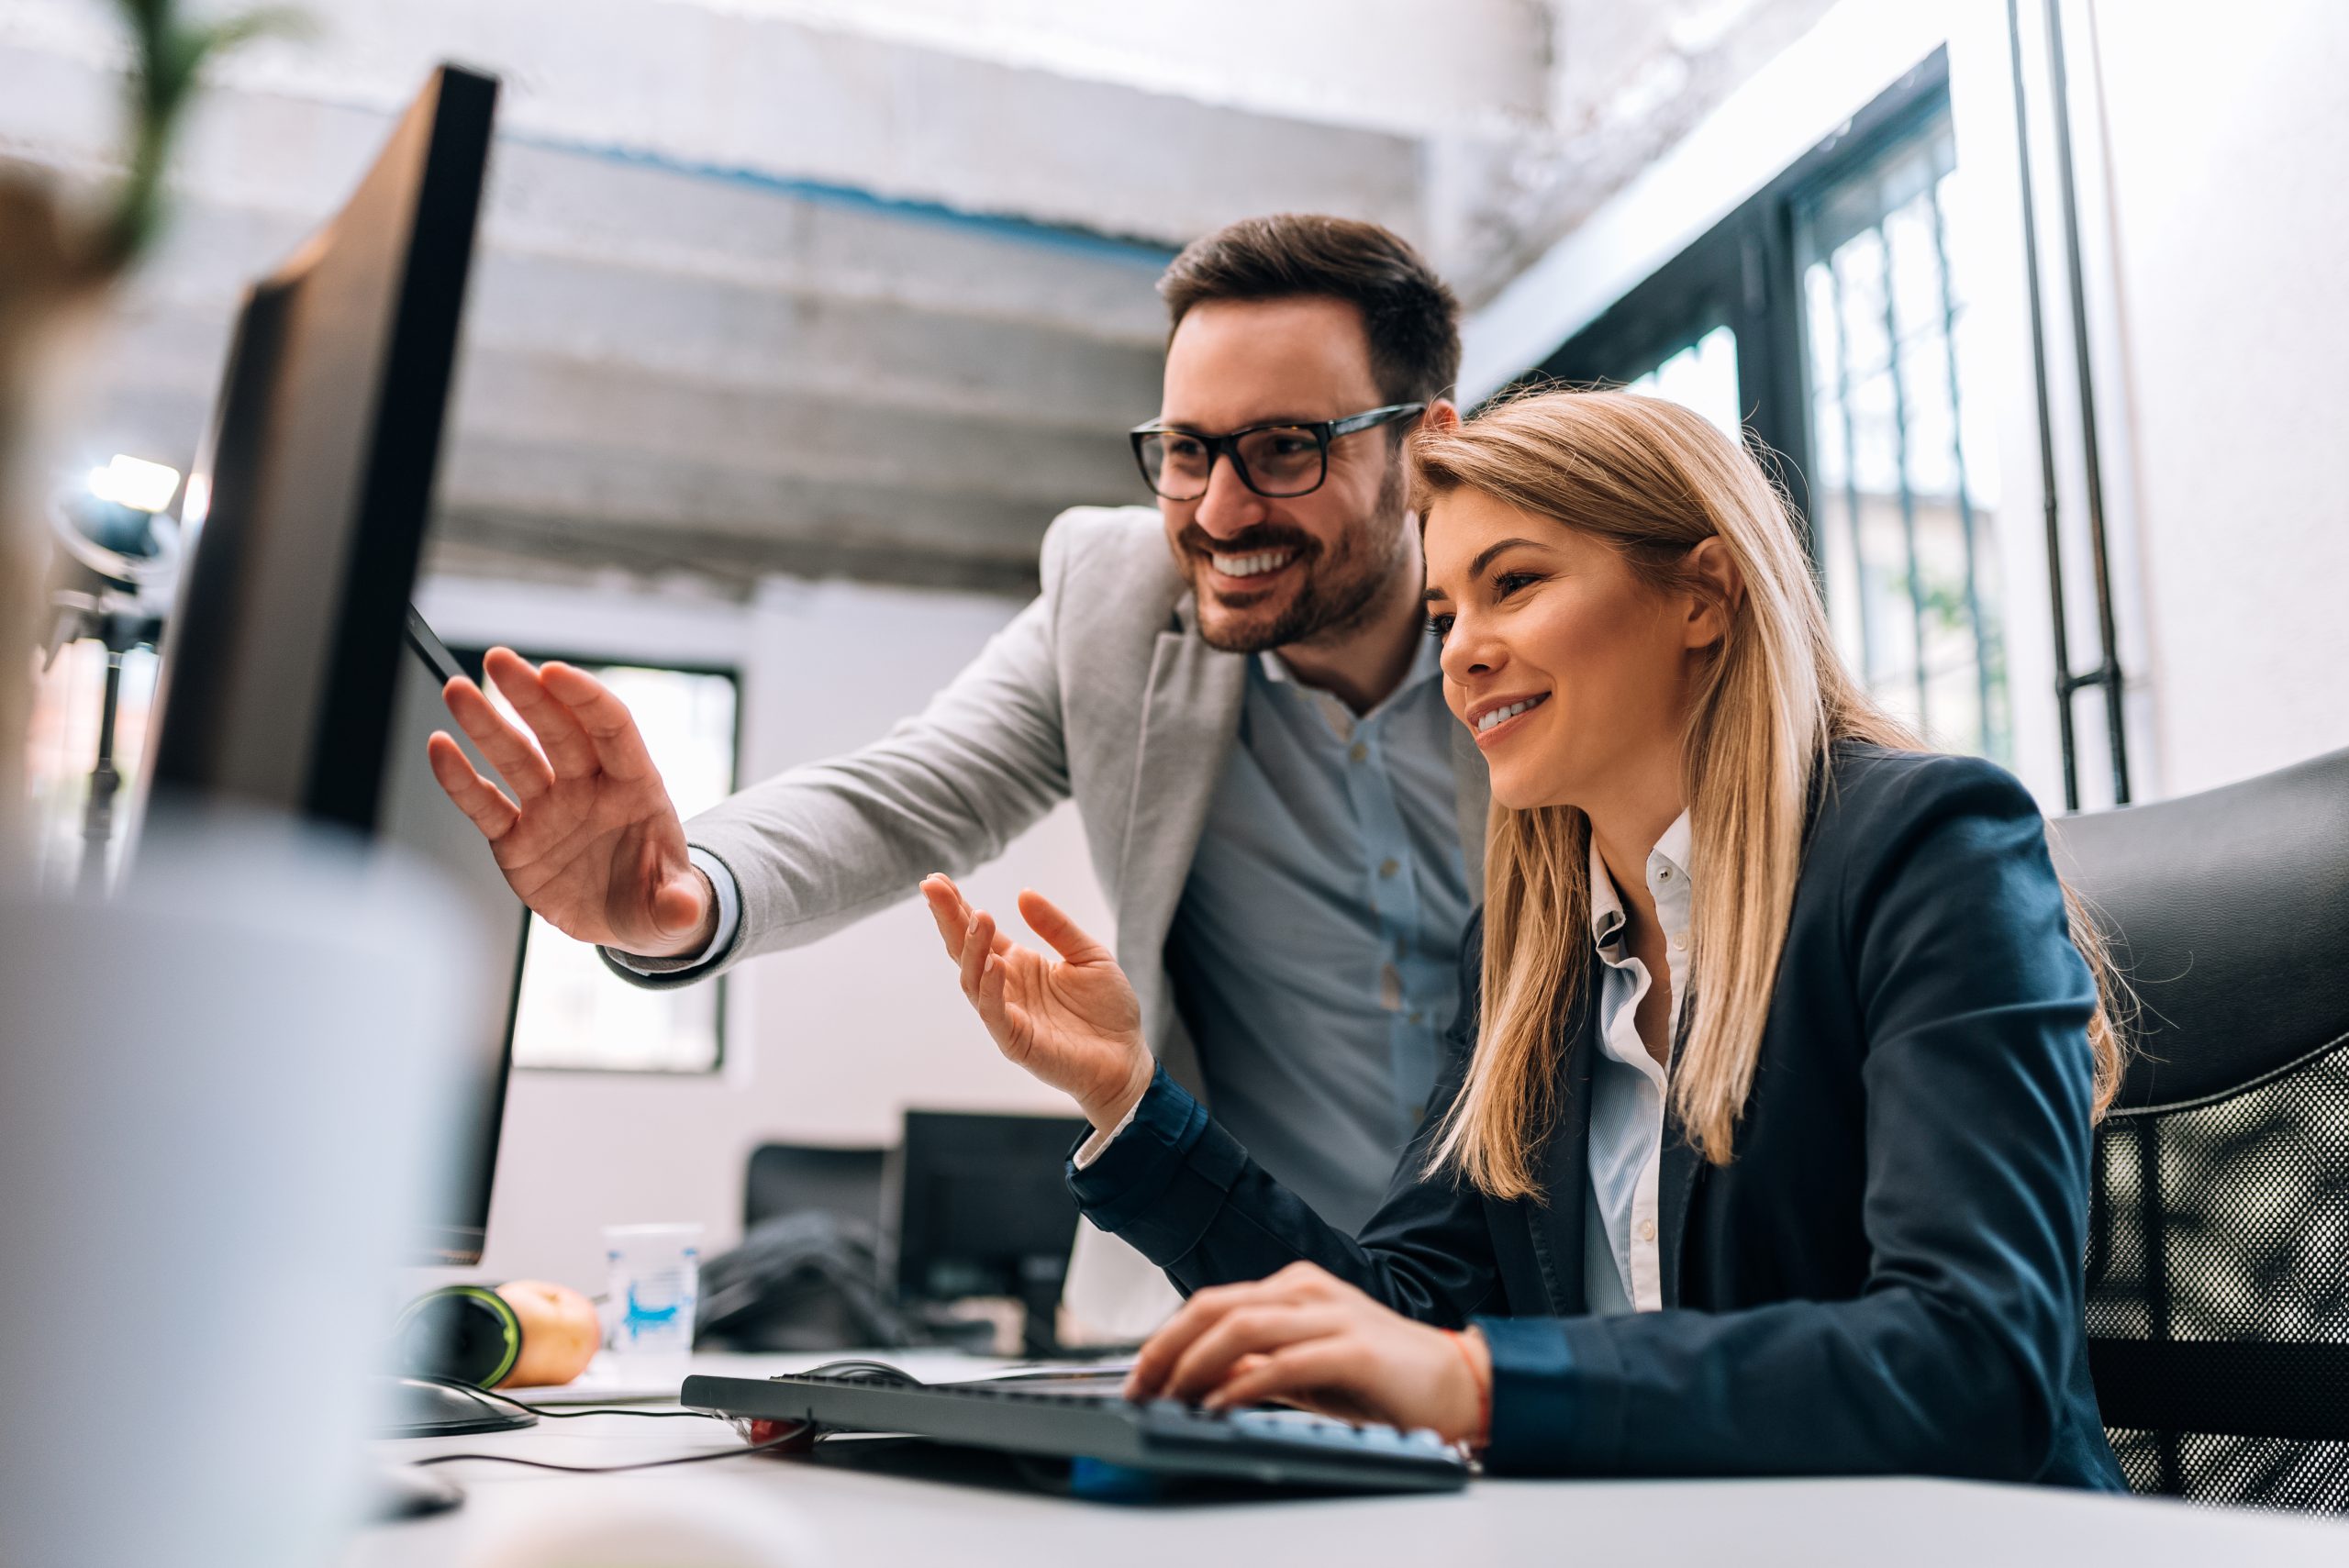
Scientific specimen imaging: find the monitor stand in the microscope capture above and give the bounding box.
[1016,1261,1065,1359]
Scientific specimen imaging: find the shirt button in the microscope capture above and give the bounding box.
[1378,857,1399,879]
[1669,931,1687,951]
[1408,1009,1424,1025]
[1654,865,1673,882]
[1348,741,1368,763]
[1408,1104,1427,1123]
[1637,1218,1657,1242]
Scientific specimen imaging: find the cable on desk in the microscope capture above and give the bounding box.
[408,1376,726,1422]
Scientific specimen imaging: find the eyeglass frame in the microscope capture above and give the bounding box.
[1128,402,1427,501]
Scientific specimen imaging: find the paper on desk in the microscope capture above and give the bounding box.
[504,1348,1133,1405]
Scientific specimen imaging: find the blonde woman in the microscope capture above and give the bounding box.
[919,389,2127,1487]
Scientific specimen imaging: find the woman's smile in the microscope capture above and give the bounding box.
[1465,691,1552,748]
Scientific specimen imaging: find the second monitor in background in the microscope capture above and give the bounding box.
[894,1110,1089,1358]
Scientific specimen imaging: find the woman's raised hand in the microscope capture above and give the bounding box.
[918,875,1153,1132]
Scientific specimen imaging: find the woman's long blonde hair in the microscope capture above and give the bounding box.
[1416,389,2125,1196]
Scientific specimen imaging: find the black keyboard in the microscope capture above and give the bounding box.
[680,1368,1470,1495]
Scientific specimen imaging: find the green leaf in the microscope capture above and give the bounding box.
[100,0,310,272]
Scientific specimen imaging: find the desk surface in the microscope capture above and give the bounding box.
[347,1352,2349,1568]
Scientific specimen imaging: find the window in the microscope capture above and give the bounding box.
[469,654,741,1073]
[22,636,742,1071]
[1797,114,2009,761]
[1541,50,2015,763]
[1627,323,1742,441]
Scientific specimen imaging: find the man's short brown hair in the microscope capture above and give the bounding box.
[1157,215,1461,408]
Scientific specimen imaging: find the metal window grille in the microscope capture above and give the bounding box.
[1798,111,2010,762]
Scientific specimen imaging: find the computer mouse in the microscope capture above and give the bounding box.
[732,1359,917,1451]
[738,1417,821,1452]
[800,1358,919,1385]
[363,1462,464,1520]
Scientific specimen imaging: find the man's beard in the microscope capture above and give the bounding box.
[1184,460,1411,656]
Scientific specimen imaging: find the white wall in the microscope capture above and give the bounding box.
[412,569,1107,1290]
[2080,0,2349,796]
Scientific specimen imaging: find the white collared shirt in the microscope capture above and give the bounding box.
[1581,812,1694,1316]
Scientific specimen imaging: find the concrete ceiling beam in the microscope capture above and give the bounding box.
[5,0,1429,247]
[433,442,1080,570]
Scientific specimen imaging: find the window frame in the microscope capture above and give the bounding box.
[449,643,744,1077]
[1533,47,1956,584]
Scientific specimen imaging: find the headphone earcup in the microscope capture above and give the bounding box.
[395,1284,524,1388]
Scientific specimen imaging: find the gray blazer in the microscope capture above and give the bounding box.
[654,505,1489,1095]
[641,505,1489,1326]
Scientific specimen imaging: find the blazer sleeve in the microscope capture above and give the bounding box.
[1480,757,2104,1482]
[606,517,1080,988]
[1068,912,1502,1327]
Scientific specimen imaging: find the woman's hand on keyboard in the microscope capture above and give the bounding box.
[919,874,1153,1133]
[1125,1262,1491,1446]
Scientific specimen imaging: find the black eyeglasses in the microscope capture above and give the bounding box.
[1129,403,1425,501]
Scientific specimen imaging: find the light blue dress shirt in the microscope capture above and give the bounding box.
[618,638,1472,1240]
[1160,636,1473,1235]
[1582,812,1693,1317]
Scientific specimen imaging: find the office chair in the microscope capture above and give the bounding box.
[2046,745,2349,1510]
[741,1143,889,1232]
[700,1144,900,1351]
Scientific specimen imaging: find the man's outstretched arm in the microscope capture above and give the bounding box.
[656,585,1072,978]
[429,539,1074,985]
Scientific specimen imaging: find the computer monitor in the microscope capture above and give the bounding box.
[891,1110,1090,1355]
[135,64,520,1273]
[146,64,495,835]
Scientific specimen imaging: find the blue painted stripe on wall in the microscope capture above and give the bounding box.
[501,130,1183,269]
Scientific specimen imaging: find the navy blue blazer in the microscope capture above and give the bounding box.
[1071,745,2126,1487]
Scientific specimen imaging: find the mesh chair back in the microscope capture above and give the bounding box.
[2047,746,2349,1510]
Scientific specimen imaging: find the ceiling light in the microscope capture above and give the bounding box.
[87,453,183,513]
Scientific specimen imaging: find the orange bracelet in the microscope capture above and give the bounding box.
[1443,1328,1491,1451]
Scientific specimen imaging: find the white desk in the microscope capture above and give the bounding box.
[346,1352,2349,1568]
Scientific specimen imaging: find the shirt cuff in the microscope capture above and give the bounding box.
[1473,1315,1581,1476]
[1071,1090,1148,1170]
[604,848,740,977]
[1064,1064,1209,1235]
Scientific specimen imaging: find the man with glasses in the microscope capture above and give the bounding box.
[427,215,1483,1331]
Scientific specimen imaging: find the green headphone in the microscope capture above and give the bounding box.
[393,1284,525,1388]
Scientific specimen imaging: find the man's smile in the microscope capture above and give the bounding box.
[1208,548,1298,584]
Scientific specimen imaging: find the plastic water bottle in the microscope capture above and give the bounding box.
[603,1222,702,1387]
